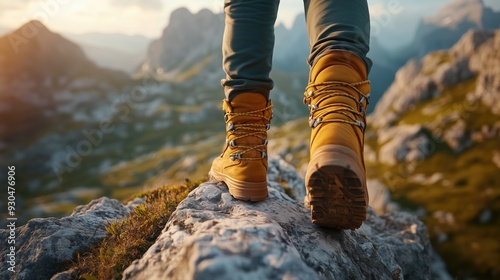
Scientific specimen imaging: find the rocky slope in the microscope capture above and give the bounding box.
[367,29,500,278]
[387,0,500,105]
[371,29,499,132]
[0,158,451,280]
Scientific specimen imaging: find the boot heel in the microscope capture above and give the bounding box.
[209,169,268,202]
[306,145,368,229]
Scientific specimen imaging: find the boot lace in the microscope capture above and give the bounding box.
[225,104,273,161]
[303,81,370,130]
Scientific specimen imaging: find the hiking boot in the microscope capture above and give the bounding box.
[209,93,273,202]
[304,51,371,229]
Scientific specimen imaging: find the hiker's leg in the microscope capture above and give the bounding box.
[221,0,280,100]
[303,0,372,72]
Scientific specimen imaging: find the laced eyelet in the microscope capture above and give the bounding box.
[229,140,236,147]
[309,117,322,128]
[228,123,235,133]
[230,153,241,161]
[355,119,365,129]
[313,118,322,128]
[261,150,267,158]
[263,139,268,145]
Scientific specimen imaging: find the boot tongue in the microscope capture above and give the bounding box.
[311,51,367,83]
[230,93,268,113]
[311,51,370,95]
[309,52,370,119]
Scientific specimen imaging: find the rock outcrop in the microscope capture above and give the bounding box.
[377,125,433,166]
[0,197,142,280]
[466,30,500,114]
[123,169,445,279]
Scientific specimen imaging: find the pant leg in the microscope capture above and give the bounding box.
[221,0,280,100]
[303,0,372,74]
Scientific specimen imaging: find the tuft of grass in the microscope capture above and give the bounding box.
[68,179,203,280]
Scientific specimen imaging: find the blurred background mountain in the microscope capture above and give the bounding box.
[0,0,499,278]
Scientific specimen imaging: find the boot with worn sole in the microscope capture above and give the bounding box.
[304,51,371,229]
[209,93,273,202]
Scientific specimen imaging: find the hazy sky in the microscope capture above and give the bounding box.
[0,0,301,37]
[0,0,499,39]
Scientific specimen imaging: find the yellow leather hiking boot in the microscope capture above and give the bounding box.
[304,51,371,229]
[209,93,273,202]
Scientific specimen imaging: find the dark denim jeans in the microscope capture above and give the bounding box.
[221,0,372,100]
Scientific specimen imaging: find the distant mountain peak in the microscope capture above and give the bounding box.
[0,20,105,80]
[169,6,191,18]
[2,20,86,59]
[408,0,500,57]
[17,20,51,34]
[139,7,224,81]
[423,0,486,28]
[0,20,140,79]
